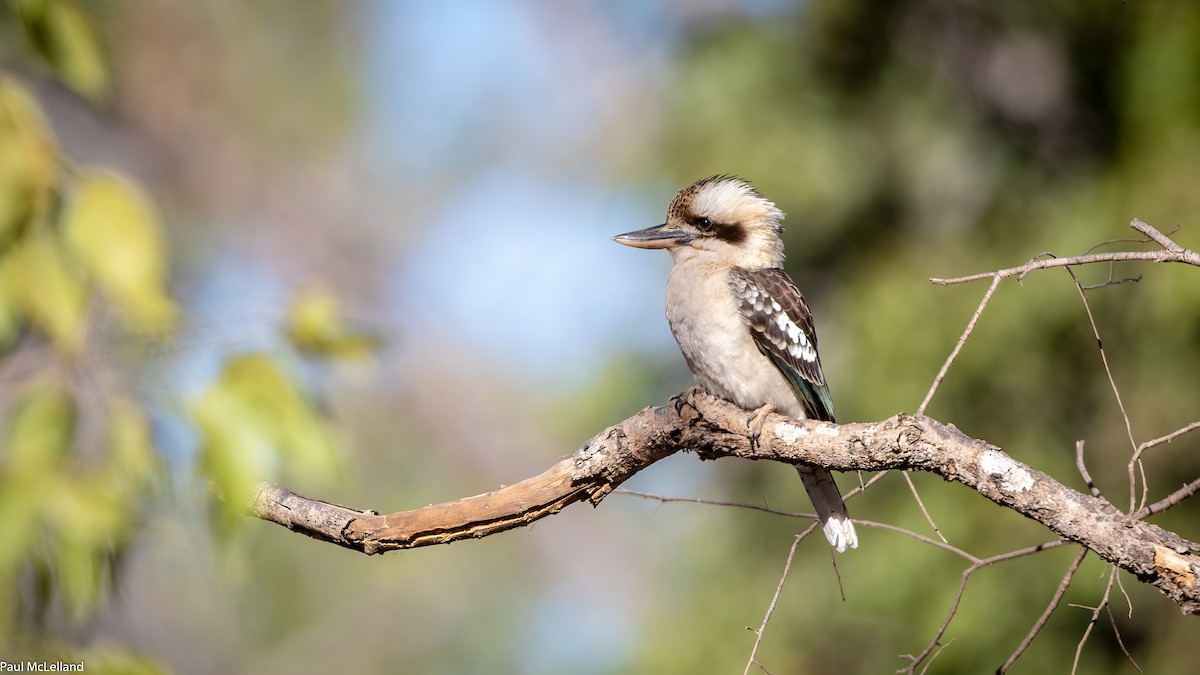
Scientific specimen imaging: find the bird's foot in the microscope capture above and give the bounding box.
[672,391,700,424]
[747,404,774,452]
[673,394,688,416]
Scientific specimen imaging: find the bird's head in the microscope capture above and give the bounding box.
[613,174,785,269]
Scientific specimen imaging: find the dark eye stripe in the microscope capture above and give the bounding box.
[713,221,746,244]
[688,214,745,244]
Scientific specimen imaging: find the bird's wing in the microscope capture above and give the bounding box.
[730,267,836,422]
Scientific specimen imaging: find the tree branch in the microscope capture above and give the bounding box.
[249,387,1200,615]
[929,219,1200,285]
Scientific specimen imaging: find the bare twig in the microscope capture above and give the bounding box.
[1135,477,1200,519]
[912,220,1198,670]
[1137,420,1200,453]
[1132,218,1187,252]
[917,273,1001,415]
[620,487,980,561]
[852,519,978,562]
[1075,441,1103,499]
[615,488,816,520]
[903,471,948,543]
[619,487,890,671]
[247,215,1200,674]
[1071,566,1118,675]
[1128,422,1200,516]
[1060,264,1141,509]
[830,543,846,602]
[743,534,804,675]
[997,546,1089,673]
[1107,603,1142,672]
[917,641,955,675]
[925,218,1197,512]
[902,541,1069,673]
[1080,274,1141,291]
[841,466,891,498]
[1115,571,1133,620]
[930,219,1200,286]
[249,388,1200,614]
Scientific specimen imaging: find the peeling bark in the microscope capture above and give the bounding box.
[248,388,1200,615]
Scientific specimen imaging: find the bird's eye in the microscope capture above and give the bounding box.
[694,217,714,231]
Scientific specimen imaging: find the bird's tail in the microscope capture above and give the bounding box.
[796,466,858,552]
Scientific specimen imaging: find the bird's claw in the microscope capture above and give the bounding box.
[746,404,774,452]
[748,427,763,452]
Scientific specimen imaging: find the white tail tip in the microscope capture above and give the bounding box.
[823,516,859,553]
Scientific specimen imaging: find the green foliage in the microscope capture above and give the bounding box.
[0,383,72,611]
[0,77,181,353]
[9,228,89,353]
[14,0,110,103]
[74,644,169,675]
[0,4,350,667]
[651,1,1200,672]
[2,1,1197,672]
[0,34,168,645]
[0,381,161,633]
[65,170,178,335]
[193,353,340,525]
[285,285,380,360]
[0,77,58,244]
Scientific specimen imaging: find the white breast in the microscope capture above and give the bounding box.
[664,259,807,419]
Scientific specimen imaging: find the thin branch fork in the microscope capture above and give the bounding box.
[929,219,1200,286]
[250,387,1200,615]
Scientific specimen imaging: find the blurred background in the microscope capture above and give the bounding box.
[2,0,1199,673]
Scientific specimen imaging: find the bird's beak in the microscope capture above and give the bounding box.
[612,224,693,249]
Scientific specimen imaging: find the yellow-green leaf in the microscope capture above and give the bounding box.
[193,378,272,512]
[75,645,170,675]
[0,256,22,350]
[55,529,104,617]
[285,285,381,360]
[46,472,132,617]
[103,399,159,489]
[4,379,75,474]
[193,354,339,518]
[17,0,112,103]
[0,473,48,588]
[64,170,177,335]
[9,231,89,355]
[0,78,59,242]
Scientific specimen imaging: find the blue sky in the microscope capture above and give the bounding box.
[360,1,689,383]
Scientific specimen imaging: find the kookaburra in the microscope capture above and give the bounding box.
[613,174,858,552]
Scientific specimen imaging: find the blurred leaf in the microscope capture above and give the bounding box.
[0,388,157,627]
[64,170,177,335]
[7,231,88,355]
[102,399,160,493]
[54,531,102,617]
[77,645,170,675]
[285,285,380,360]
[48,476,128,618]
[0,77,59,246]
[194,354,339,521]
[0,382,74,623]
[0,473,49,605]
[16,0,112,103]
[194,378,270,518]
[4,379,75,474]
[0,258,22,351]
